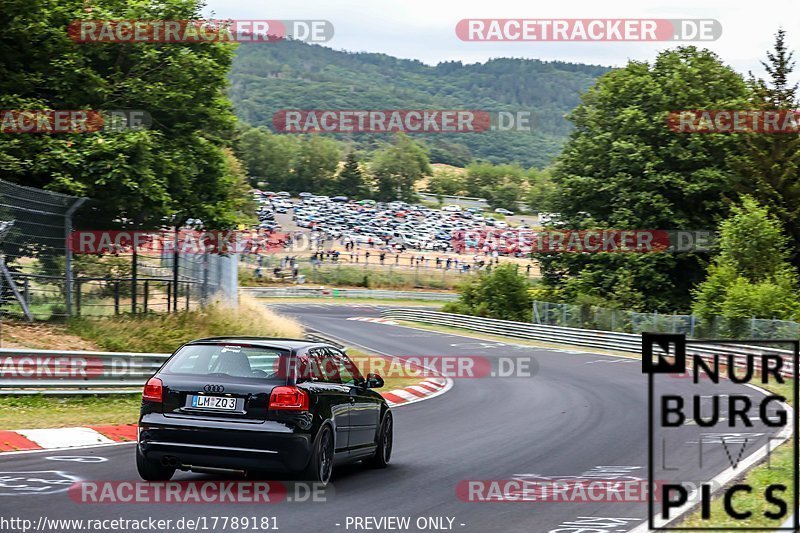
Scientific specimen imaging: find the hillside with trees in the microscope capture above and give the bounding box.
[229,39,610,168]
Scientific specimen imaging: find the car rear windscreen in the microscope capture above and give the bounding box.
[162,344,290,381]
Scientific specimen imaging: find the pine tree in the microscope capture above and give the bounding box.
[730,29,800,267]
[334,152,370,199]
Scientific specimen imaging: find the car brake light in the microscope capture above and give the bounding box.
[143,377,163,403]
[269,386,309,411]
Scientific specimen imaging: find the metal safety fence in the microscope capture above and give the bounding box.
[242,286,458,301]
[531,300,800,340]
[0,332,343,394]
[1,310,794,395]
[0,178,238,320]
[380,308,797,378]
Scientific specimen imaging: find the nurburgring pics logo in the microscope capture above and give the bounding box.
[67,20,333,43]
[642,333,799,530]
[272,110,533,133]
[456,19,721,42]
[668,110,800,133]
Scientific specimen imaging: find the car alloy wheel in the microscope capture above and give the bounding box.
[319,428,334,484]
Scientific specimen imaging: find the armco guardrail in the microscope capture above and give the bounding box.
[0,332,353,395]
[243,286,458,301]
[380,308,796,378]
[0,348,170,395]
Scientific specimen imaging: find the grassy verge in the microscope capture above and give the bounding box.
[67,295,303,353]
[258,297,447,307]
[0,395,141,430]
[678,375,795,530]
[242,264,473,291]
[394,319,638,359]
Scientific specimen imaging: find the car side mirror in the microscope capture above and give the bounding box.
[366,373,384,389]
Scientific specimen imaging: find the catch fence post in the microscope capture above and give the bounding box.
[64,197,87,317]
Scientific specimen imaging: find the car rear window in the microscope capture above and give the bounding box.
[162,344,290,381]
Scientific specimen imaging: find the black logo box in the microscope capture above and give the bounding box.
[642,333,799,531]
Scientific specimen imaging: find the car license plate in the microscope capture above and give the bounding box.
[191,395,236,410]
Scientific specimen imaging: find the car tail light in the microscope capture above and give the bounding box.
[269,386,309,411]
[142,377,163,403]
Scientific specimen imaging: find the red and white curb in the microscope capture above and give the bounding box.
[382,377,452,407]
[346,317,399,325]
[0,423,137,453]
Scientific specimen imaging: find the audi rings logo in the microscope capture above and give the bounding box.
[203,384,224,393]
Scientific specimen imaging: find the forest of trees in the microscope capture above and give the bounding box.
[236,125,554,210]
[229,39,609,168]
[5,0,799,324]
[0,0,251,229]
[537,32,800,321]
[237,128,433,202]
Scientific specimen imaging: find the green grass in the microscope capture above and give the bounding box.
[67,296,303,353]
[0,394,141,430]
[257,297,447,307]
[676,373,795,530]
[395,319,639,358]
[678,438,794,529]
[241,263,474,291]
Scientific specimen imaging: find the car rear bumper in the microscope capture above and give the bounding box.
[138,417,313,473]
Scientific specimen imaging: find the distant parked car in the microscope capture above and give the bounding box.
[331,196,349,202]
[277,191,291,198]
[494,208,514,215]
[538,212,561,225]
[443,205,461,212]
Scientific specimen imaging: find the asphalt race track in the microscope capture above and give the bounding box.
[0,304,788,533]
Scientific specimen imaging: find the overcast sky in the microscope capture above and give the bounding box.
[203,0,800,79]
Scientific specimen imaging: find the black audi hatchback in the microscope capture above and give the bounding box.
[136,337,392,484]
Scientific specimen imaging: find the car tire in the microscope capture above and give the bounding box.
[136,447,175,481]
[303,425,334,485]
[366,413,393,469]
